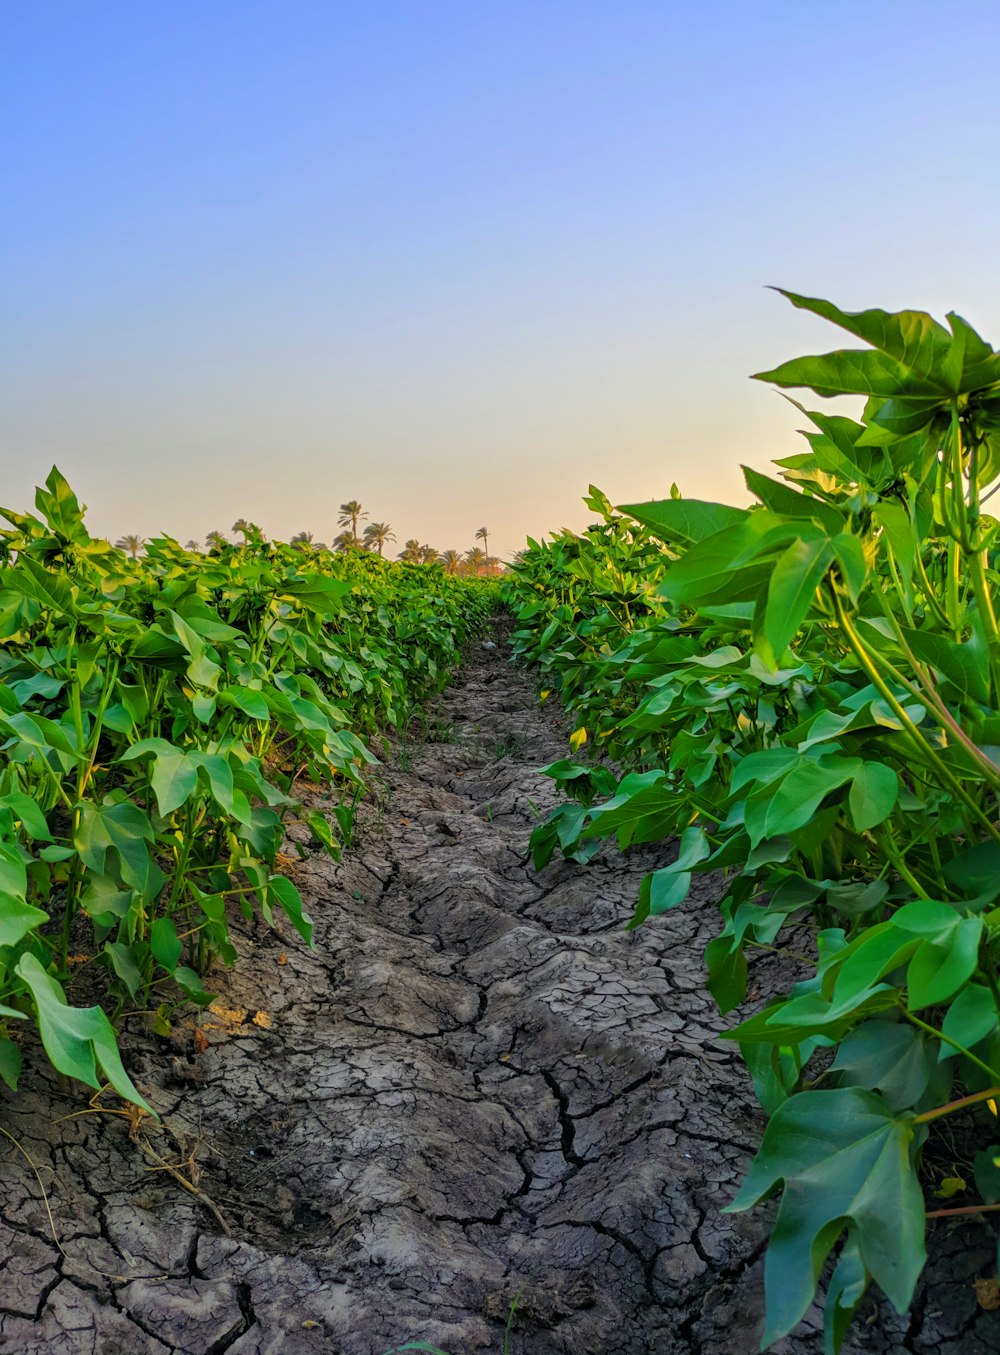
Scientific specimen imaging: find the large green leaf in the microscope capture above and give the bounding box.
[618,498,747,547]
[765,291,956,389]
[659,512,784,609]
[0,893,49,947]
[757,536,834,668]
[744,756,859,847]
[754,347,942,401]
[901,627,990,705]
[120,738,198,817]
[280,575,351,614]
[725,1087,925,1345]
[743,466,844,534]
[74,799,161,900]
[847,762,898,831]
[15,954,154,1113]
[828,1021,934,1111]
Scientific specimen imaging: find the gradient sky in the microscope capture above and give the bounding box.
[3,2,1000,562]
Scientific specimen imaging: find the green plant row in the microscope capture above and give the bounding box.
[0,471,499,1112]
[504,292,1000,1352]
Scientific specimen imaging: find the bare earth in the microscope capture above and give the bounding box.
[0,625,997,1354]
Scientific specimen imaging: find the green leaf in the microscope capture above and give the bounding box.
[905,915,983,1011]
[151,917,182,973]
[829,1021,933,1111]
[754,347,941,401]
[725,1087,925,1344]
[742,466,844,534]
[280,575,351,614]
[764,291,956,389]
[901,628,990,705]
[0,891,49,947]
[74,799,161,899]
[939,983,998,1060]
[173,965,216,1005]
[744,756,859,847]
[0,792,54,841]
[103,942,143,999]
[0,1036,21,1091]
[15,954,154,1113]
[876,502,918,587]
[267,876,313,945]
[188,752,252,824]
[121,738,199,817]
[0,710,81,761]
[824,1237,869,1355]
[218,686,270,720]
[974,1145,1000,1204]
[618,498,748,546]
[831,533,869,603]
[659,512,784,609]
[942,840,1000,897]
[757,536,834,668]
[35,466,88,538]
[848,762,898,831]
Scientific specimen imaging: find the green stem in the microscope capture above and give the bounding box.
[833,592,1000,845]
[912,1082,1000,1124]
[877,827,930,899]
[903,1011,1000,1085]
[872,597,1000,790]
[913,545,953,630]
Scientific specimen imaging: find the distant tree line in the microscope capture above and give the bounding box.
[116,506,502,574]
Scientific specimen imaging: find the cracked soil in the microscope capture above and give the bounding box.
[1,624,998,1354]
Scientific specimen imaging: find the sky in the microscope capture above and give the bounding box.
[3,1,1000,562]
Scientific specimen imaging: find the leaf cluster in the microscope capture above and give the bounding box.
[504,294,1000,1349]
[0,470,498,1108]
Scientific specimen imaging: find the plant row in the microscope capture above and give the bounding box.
[505,293,1000,1352]
[0,471,498,1112]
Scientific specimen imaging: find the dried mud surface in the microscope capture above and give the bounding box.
[1,626,998,1355]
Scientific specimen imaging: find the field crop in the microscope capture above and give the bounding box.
[506,293,1000,1351]
[0,472,497,1112]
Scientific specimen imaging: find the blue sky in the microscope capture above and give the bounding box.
[3,1,1000,559]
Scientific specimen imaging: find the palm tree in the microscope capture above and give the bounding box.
[398,538,422,564]
[291,530,326,551]
[465,545,486,575]
[206,530,228,550]
[185,539,201,552]
[475,526,490,558]
[232,518,250,538]
[363,521,395,555]
[440,549,461,575]
[333,530,357,553]
[337,500,367,547]
[419,544,438,564]
[115,534,145,559]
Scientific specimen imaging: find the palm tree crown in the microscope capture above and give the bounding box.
[465,545,486,574]
[337,500,367,546]
[291,530,327,551]
[475,525,490,557]
[115,534,145,560]
[440,549,461,574]
[363,521,395,555]
[398,538,422,564]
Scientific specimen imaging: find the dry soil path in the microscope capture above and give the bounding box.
[0,626,997,1354]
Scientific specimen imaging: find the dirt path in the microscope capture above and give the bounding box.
[1,626,997,1354]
